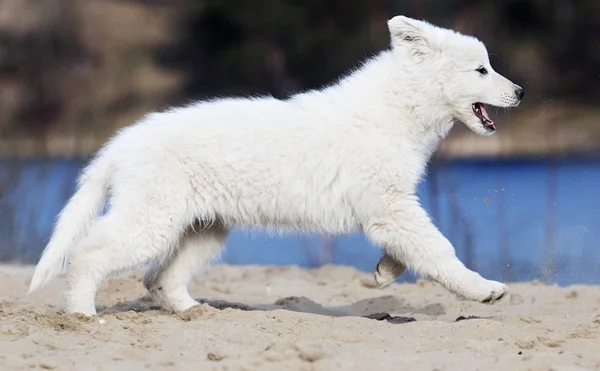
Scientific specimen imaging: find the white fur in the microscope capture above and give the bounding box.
[27,15,523,315]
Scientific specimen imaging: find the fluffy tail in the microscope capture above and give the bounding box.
[27,153,113,294]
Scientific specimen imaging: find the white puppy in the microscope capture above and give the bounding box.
[28,15,524,315]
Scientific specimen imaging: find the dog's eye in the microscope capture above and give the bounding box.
[476,67,488,75]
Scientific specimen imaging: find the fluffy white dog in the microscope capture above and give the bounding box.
[28,15,524,316]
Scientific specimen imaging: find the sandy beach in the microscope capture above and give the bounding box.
[1,263,599,370]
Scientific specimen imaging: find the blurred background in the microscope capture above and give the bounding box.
[1,0,599,285]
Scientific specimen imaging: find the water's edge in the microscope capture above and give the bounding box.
[1,157,599,286]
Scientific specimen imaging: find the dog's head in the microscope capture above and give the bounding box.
[387,15,524,136]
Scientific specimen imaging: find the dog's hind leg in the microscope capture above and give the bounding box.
[143,224,228,312]
[64,205,183,316]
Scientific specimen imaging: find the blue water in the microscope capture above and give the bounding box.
[1,157,599,286]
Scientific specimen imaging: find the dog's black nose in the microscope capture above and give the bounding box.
[515,86,525,100]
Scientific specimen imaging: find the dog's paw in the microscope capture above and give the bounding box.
[458,276,508,304]
[373,254,406,288]
[480,288,506,304]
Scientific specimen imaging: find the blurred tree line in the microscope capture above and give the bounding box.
[169,0,600,101]
[0,0,598,156]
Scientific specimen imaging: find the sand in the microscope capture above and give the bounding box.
[1,264,599,371]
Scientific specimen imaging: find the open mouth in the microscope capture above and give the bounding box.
[472,102,495,131]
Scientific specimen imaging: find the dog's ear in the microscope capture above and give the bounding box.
[387,16,438,57]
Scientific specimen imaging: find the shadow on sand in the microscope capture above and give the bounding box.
[97,294,437,324]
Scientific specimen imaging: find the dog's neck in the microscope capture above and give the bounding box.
[310,49,455,156]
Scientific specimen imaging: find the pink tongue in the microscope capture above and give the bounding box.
[479,104,492,122]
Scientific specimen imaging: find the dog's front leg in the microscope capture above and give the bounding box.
[363,194,507,303]
[374,252,407,288]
